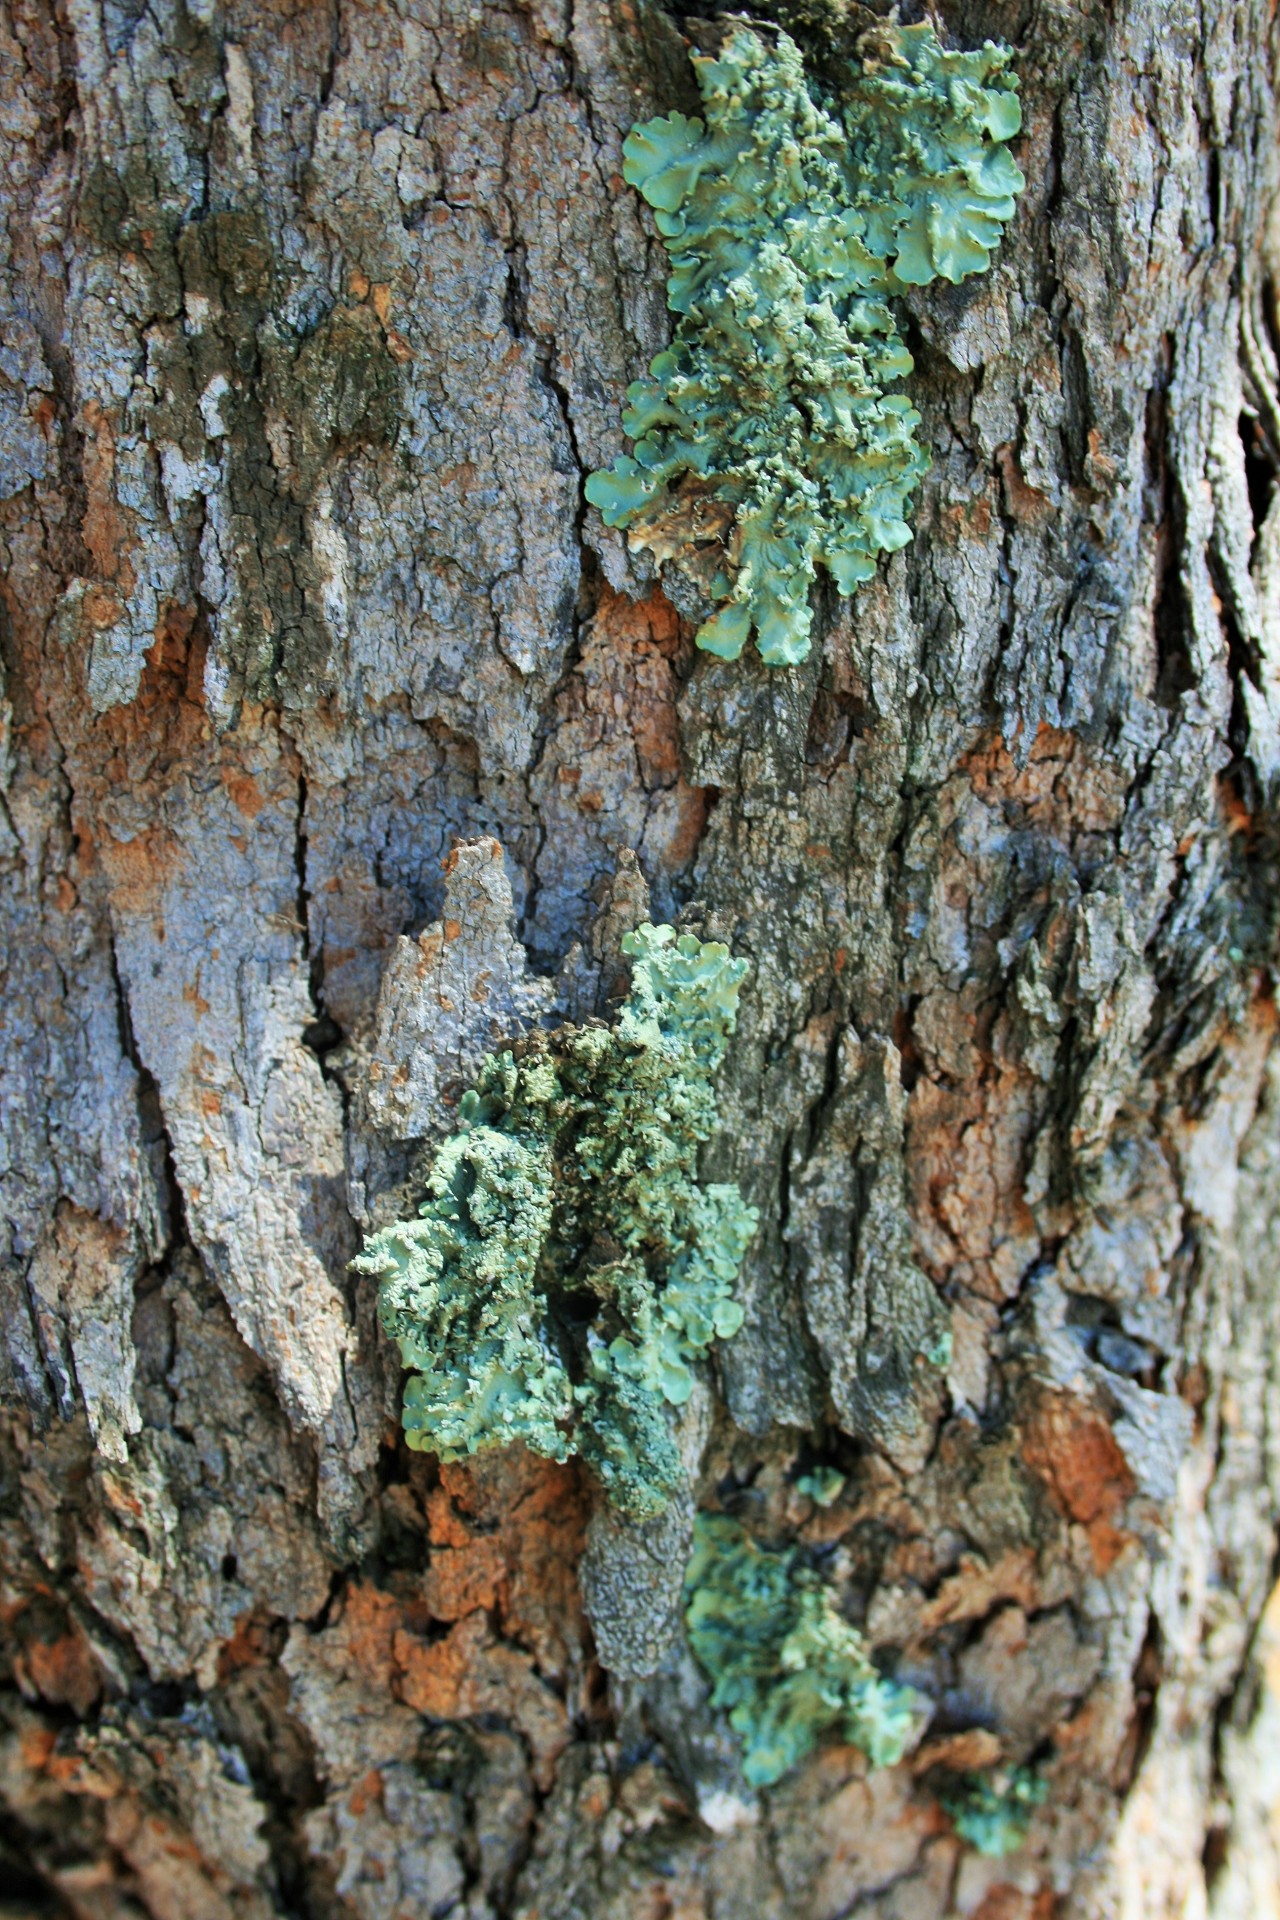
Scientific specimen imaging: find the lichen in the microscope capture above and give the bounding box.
[938,1766,1049,1856]
[795,1464,845,1507]
[586,20,1024,665]
[684,1513,923,1786]
[354,926,757,1520]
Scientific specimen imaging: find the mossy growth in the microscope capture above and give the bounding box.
[938,1766,1048,1856]
[586,19,1024,665]
[354,926,757,1520]
[684,1513,923,1786]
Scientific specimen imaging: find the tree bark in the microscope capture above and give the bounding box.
[3,0,1280,1914]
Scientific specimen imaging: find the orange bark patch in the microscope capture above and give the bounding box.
[19,1723,58,1773]
[348,1768,385,1817]
[1021,1392,1135,1570]
[908,1067,1041,1298]
[220,766,267,819]
[17,1630,102,1717]
[309,1456,589,1790]
[395,1611,569,1790]
[971,1890,1058,1920]
[82,604,212,834]
[216,1610,275,1682]
[996,444,1057,529]
[960,724,1126,845]
[336,1581,415,1692]
[423,1526,505,1620]
[589,585,681,786]
[938,489,996,544]
[81,400,138,592]
[658,782,712,872]
[900,724,1131,1301]
[394,1615,477,1718]
[426,1451,588,1677]
[83,583,124,629]
[538,583,711,882]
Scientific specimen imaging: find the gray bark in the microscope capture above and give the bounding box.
[3,0,1280,1914]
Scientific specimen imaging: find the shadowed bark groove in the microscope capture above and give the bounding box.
[3,0,1280,1914]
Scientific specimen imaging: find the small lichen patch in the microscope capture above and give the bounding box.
[795,1464,845,1507]
[586,20,1023,665]
[938,1765,1048,1856]
[355,926,757,1519]
[684,1513,923,1787]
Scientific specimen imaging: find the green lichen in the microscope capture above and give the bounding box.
[684,1513,923,1786]
[795,1464,845,1507]
[354,926,757,1519]
[586,20,1024,665]
[938,1766,1049,1856]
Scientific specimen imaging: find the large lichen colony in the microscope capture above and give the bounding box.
[355,926,757,1520]
[586,20,1024,665]
[684,1513,922,1786]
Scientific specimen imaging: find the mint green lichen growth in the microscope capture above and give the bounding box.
[354,927,757,1520]
[795,1464,845,1507]
[939,1766,1049,1856]
[586,21,1024,666]
[684,1513,923,1786]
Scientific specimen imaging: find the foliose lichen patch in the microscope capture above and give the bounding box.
[355,926,757,1519]
[587,19,1024,665]
[938,1765,1049,1856]
[684,1512,923,1786]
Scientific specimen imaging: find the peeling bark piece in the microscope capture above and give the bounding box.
[581,1488,694,1681]
[362,836,554,1142]
[100,731,356,1452]
[26,1205,141,1462]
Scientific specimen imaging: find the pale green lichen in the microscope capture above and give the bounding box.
[795,1464,845,1507]
[354,926,757,1520]
[938,1766,1049,1856]
[586,20,1024,665]
[684,1513,923,1786]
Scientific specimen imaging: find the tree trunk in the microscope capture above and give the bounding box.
[4,0,1280,1914]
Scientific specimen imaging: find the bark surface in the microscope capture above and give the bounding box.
[3,1,1280,1914]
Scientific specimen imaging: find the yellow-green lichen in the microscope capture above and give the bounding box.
[684,1513,923,1786]
[354,927,757,1519]
[586,20,1024,665]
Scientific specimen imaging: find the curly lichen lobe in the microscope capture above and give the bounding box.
[684,1513,923,1786]
[354,927,758,1519]
[586,21,1024,666]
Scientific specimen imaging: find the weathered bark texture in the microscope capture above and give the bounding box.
[4,0,1280,1913]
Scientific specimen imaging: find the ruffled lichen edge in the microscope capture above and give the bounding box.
[354,925,758,1520]
[587,19,1024,666]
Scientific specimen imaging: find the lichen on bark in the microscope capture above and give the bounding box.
[586,17,1023,664]
[4,0,1280,1911]
[684,1511,922,1786]
[355,925,757,1519]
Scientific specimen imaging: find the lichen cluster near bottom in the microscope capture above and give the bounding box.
[938,1766,1048,1856]
[683,1516,1046,1847]
[683,1513,922,1787]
